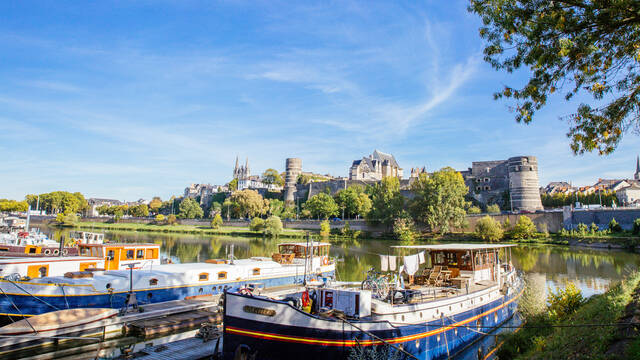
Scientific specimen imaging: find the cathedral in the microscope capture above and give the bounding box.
[233,156,250,181]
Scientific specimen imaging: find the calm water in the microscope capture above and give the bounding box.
[35,226,640,359]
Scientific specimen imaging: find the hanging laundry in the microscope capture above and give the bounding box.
[380,255,389,272]
[418,251,426,265]
[388,256,397,271]
[403,254,420,276]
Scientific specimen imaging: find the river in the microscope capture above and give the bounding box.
[34,226,640,359]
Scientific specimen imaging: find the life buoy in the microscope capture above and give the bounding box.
[52,249,60,256]
[43,249,52,256]
[322,257,329,266]
[62,249,69,256]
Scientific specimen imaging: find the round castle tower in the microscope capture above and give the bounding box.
[507,156,543,211]
[284,158,302,203]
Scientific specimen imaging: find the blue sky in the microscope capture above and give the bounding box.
[1,1,639,201]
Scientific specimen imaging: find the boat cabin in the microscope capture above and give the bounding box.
[272,242,332,271]
[0,256,105,278]
[69,231,105,245]
[77,243,161,270]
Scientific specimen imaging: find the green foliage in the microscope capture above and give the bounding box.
[393,215,417,242]
[589,222,599,235]
[281,205,296,220]
[503,217,511,230]
[576,222,589,236]
[410,168,468,233]
[319,220,331,237]
[148,197,162,214]
[263,216,283,237]
[129,204,149,217]
[228,178,238,191]
[633,218,640,235]
[512,216,537,239]
[210,214,223,229]
[541,191,618,208]
[474,215,503,241]
[25,191,87,214]
[113,210,124,223]
[469,0,640,155]
[304,193,339,219]
[486,204,500,214]
[167,214,177,225]
[267,198,284,217]
[178,198,204,219]
[55,213,78,226]
[609,218,623,233]
[155,214,165,223]
[547,282,586,320]
[366,177,405,227]
[0,200,29,212]
[467,206,482,214]
[249,217,265,231]
[341,221,351,236]
[334,185,372,219]
[228,190,269,218]
[262,168,284,186]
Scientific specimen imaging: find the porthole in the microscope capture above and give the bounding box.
[106,283,111,289]
[401,315,405,321]
[420,312,423,319]
[460,303,463,308]
[449,306,452,311]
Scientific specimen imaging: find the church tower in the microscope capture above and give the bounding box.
[635,155,640,180]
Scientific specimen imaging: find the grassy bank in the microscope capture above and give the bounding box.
[498,272,640,359]
[74,221,306,238]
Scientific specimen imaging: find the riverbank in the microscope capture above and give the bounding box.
[497,272,640,359]
[73,221,306,238]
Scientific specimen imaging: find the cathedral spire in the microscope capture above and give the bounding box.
[234,156,239,172]
[245,157,250,173]
[635,155,640,180]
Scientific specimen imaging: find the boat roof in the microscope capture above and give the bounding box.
[79,243,158,247]
[279,242,331,247]
[390,244,517,251]
[0,256,103,264]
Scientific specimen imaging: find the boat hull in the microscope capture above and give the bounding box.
[0,271,335,319]
[223,284,523,360]
[0,246,78,258]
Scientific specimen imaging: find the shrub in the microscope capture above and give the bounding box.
[547,282,585,319]
[474,216,504,241]
[393,217,417,242]
[210,214,223,229]
[512,216,537,239]
[155,214,165,223]
[559,227,570,237]
[538,222,549,236]
[467,206,482,214]
[608,218,622,233]
[249,217,265,231]
[167,214,177,225]
[503,217,511,230]
[114,209,124,223]
[264,216,283,237]
[55,213,78,226]
[633,218,640,235]
[351,230,361,239]
[576,223,588,236]
[341,221,351,236]
[589,222,599,234]
[486,204,501,214]
[320,220,331,237]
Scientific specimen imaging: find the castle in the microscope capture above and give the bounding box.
[459,156,543,211]
[349,150,403,181]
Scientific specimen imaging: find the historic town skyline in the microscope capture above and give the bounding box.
[2,1,640,200]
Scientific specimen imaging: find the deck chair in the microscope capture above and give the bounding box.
[427,266,443,286]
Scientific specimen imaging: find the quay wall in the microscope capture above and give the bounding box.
[564,208,640,230]
[463,212,564,233]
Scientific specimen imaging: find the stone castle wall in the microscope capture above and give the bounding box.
[507,156,543,211]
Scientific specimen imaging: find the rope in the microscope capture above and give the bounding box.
[338,316,419,360]
[5,279,59,311]
[0,287,36,334]
[59,284,70,309]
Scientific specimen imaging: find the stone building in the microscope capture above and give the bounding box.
[460,156,543,212]
[349,150,403,181]
[233,156,250,182]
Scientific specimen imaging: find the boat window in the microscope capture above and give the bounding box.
[199,273,209,281]
[149,278,158,286]
[253,268,260,276]
[92,248,100,257]
[126,250,134,259]
[107,249,115,260]
[146,248,158,259]
[218,271,227,280]
[434,252,445,265]
[38,267,47,277]
[136,249,144,259]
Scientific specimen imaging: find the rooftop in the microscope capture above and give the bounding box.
[390,244,517,251]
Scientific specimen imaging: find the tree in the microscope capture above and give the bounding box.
[228,178,238,191]
[264,216,283,237]
[486,204,501,214]
[469,1,640,155]
[267,199,284,217]
[304,193,339,219]
[512,216,537,239]
[155,214,165,223]
[149,197,162,214]
[475,216,504,241]
[250,217,265,231]
[262,168,284,187]
[178,198,204,219]
[366,177,405,227]
[228,190,269,218]
[167,214,177,225]
[25,191,87,214]
[334,185,372,219]
[129,204,149,217]
[320,220,331,237]
[211,214,223,229]
[393,215,418,242]
[410,168,469,234]
[467,206,482,214]
[0,200,29,212]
